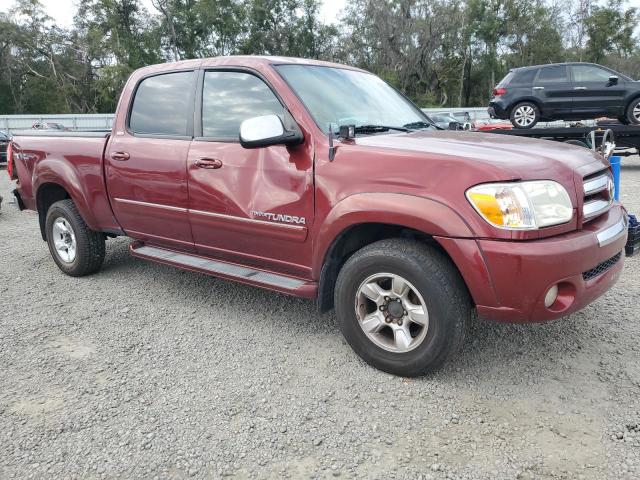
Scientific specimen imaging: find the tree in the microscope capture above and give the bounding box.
[0,0,638,114]
[584,0,637,64]
[75,0,163,111]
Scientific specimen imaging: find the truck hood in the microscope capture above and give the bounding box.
[354,130,607,179]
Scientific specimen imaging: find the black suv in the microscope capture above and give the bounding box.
[488,62,640,128]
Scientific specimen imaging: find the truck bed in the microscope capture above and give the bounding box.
[10,131,121,234]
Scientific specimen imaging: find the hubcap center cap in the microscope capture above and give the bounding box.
[387,300,404,318]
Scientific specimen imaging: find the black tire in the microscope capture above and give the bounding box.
[45,199,105,276]
[334,239,472,377]
[617,116,630,125]
[510,102,540,129]
[626,97,640,125]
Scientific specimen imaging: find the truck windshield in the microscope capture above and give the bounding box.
[275,64,432,134]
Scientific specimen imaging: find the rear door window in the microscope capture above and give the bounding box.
[513,69,537,84]
[536,66,569,83]
[129,71,195,136]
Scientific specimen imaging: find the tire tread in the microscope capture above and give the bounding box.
[335,238,472,376]
[46,199,105,276]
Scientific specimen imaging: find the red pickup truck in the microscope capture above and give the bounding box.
[7,57,633,376]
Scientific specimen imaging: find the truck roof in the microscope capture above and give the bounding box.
[133,55,367,77]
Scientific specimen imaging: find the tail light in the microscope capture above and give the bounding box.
[6,142,17,180]
[492,87,507,97]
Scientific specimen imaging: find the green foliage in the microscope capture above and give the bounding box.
[585,0,637,63]
[0,0,638,114]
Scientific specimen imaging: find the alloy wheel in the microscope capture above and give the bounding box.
[355,273,429,353]
[514,105,536,127]
[52,217,77,263]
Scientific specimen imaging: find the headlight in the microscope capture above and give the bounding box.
[466,180,573,230]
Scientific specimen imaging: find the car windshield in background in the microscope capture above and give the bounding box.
[275,65,430,134]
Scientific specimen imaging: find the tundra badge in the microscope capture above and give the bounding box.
[251,211,306,225]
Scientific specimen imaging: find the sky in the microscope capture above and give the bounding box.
[0,0,347,26]
[0,0,639,30]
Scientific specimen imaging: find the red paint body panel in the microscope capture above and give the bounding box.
[10,56,625,323]
[186,138,315,278]
[475,205,627,322]
[105,135,194,250]
[11,135,121,233]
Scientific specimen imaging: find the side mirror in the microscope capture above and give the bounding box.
[239,114,303,149]
[608,75,619,85]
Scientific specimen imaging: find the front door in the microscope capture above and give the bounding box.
[533,65,573,118]
[570,64,628,118]
[105,70,197,251]
[187,69,314,278]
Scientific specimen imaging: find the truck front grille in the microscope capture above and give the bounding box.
[582,252,621,281]
[582,170,613,223]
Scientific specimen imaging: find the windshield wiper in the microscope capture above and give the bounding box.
[354,124,410,134]
[403,121,436,130]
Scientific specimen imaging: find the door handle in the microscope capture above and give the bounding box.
[195,157,223,169]
[110,151,130,161]
[574,86,588,90]
[533,86,545,90]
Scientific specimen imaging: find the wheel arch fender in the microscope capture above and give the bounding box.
[509,97,543,114]
[312,193,475,278]
[625,92,640,110]
[34,159,100,239]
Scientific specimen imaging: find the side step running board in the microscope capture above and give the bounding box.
[130,243,317,298]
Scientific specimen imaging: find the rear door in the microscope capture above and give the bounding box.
[533,65,573,118]
[105,70,197,251]
[570,64,627,117]
[186,69,314,278]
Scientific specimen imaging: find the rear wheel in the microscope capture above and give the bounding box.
[334,239,472,377]
[510,102,540,129]
[45,199,105,276]
[626,98,640,125]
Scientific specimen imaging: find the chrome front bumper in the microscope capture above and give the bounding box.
[598,215,628,248]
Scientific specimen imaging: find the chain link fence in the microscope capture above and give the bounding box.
[0,114,114,133]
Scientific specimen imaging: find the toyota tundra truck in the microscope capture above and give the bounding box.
[7,56,635,376]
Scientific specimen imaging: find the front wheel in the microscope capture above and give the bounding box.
[626,98,640,125]
[510,102,540,129]
[45,199,105,276]
[334,239,472,377]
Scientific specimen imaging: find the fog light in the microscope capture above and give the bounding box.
[544,285,559,308]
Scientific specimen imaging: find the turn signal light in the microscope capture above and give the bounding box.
[6,142,17,180]
[492,88,507,97]
[466,192,505,226]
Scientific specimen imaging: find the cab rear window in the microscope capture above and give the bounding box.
[536,66,568,83]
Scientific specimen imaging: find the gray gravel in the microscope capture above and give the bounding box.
[1,155,639,480]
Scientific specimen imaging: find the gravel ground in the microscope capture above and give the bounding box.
[1,155,639,480]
